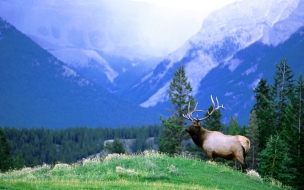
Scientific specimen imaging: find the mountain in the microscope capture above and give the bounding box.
[1,0,304,126]
[0,18,160,128]
[50,48,161,94]
[0,0,162,97]
[127,0,304,124]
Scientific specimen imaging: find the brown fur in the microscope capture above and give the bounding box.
[185,120,250,173]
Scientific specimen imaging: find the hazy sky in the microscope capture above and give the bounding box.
[117,0,239,57]
[0,0,238,58]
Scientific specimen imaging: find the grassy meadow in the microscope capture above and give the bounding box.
[0,151,288,190]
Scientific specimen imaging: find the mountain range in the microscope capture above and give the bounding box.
[128,0,304,124]
[0,0,304,127]
[0,18,160,128]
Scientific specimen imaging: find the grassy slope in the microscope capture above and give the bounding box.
[0,151,283,190]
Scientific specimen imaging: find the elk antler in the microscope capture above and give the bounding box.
[182,95,224,121]
[182,102,203,121]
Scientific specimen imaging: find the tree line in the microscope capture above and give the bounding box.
[0,125,162,170]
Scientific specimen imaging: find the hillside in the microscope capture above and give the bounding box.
[0,18,160,128]
[0,151,285,190]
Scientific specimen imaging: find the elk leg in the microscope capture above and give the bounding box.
[205,151,216,163]
[235,156,247,173]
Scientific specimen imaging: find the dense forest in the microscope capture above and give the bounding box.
[0,125,162,167]
[0,58,303,189]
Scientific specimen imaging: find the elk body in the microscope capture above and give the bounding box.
[183,96,250,173]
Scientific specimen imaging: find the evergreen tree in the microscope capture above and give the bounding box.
[159,117,184,154]
[258,135,296,186]
[202,105,223,131]
[226,116,241,168]
[159,65,195,154]
[239,125,247,136]
[253,78,276,149]
[227,116,240,135]
[0,128,13,172]
[246,110,259,169]
[273,58,294,132]
[134,129,147,152]
[281,74,304,189]
[168,64,195,125]
[282,74,304,154]
[14,154,24,170]
[105,138,126,154]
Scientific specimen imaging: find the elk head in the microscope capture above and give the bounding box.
[183,95,224,133]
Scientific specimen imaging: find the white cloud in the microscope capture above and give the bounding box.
[132,0,238,57]
[134,0,237,14]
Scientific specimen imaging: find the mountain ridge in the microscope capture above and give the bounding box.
[0,18,160,128]
[126,0,304,124]
[135,0,304,109]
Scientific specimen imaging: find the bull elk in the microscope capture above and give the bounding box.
[182,95,250,173]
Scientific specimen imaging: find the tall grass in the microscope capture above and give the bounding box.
[0,150,288,190]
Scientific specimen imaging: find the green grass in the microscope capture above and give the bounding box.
[0,151,286,190]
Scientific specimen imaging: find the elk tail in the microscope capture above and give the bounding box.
[241,145,246,159]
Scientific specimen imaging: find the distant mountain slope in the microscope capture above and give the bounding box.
[0,18,160,128]
[126,0,304,124]
[196,26,304,124]
[50,48,160,94]
[132,0,303,107]
[139,26,304,125]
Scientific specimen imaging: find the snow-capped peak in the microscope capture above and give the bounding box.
[138,0,303,108]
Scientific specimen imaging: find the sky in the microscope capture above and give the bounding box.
[0,0,238,58]
[134,0,237,14]
[128,0,238,57]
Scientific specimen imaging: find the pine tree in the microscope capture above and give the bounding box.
[227,116,240,135]
[14,154,24,170]
[281,74,304,189]
[273,58,294,132]
[202,105,223,131]
[258,135,296,186]
[0,128,13,172]
[105,138,125,154]
[253,78,276,149]
[159,65,195,154]
[246,110,259,169]
[226,116,241,168]
[159,117,185,154]
[168,64,195,126]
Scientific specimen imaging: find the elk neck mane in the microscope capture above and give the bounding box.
[188,124,210,147]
